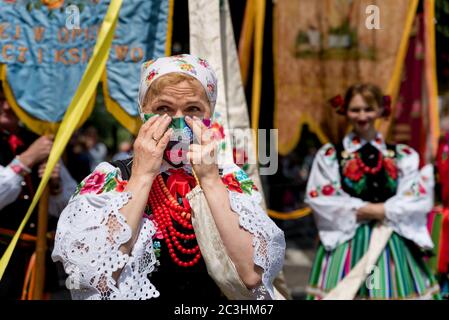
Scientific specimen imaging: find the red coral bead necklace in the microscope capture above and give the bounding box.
[147,174,201,267]
[354,151,383,175]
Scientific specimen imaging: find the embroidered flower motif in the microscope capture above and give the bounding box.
[343,159,363,182]
[309,190,319,198]
[321,184,335,196]
[210,122,225,140]
[325,146,335,157]
[222,173,243,193]
[402,147,412,155]
[143,59,155,69]
[352,136,361,145]
[198,58,209,68]
[148,215,164,240]
[235,169,249,182]
[180,63,196,74]
[114,178,128,192]
[383,158,398,180]
[146,69,158,84]
[419,183,427,195]
[207,82,215,94]
[41,0,64,10]
[79,171,106,195]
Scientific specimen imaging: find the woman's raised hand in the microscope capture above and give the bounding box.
[185,115,219,183]
[131,114,173,180]
[19,135,54,168]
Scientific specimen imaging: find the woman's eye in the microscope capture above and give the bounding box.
[185,106,201,113]
[155,106,171,114]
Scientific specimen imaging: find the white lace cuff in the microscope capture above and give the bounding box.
[227,190,285,300]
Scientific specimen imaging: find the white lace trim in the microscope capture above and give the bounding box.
[52,191,160,300]
[227,190,285,300]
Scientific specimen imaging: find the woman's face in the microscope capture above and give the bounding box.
[0,93,19,133]
[142,79,211,119]
[346,93,381,135]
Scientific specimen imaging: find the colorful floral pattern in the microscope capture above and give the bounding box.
[139,54,217,109]
[221,169,258,195]
[406,181,427,197]
[340,146,398,195]
[309,182,342,198]
[397,144,413,160]
[75,169,127,196]
[146,69,159,85]
[343,159,363,182]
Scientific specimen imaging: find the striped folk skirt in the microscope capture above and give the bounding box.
[306,224,441,300]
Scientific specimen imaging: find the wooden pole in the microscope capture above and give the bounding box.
[32,184,49,300]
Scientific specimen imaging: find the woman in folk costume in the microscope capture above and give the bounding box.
[52,54,286,300]
[305,83,441,300]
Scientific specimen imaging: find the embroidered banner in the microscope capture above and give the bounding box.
[273,0,418,155]
[0,0,172,135]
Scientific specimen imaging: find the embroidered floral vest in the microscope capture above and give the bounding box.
[335,142,398,203]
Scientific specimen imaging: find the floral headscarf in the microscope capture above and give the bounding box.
[138,54,218,117]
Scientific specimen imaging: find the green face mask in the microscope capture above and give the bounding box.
[142,113,211,167]
[143,113,194,143]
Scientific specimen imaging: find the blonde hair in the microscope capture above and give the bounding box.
[143,72,208,107]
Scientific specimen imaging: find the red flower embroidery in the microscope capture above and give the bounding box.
[419,184,427,195]
[352,136,361,145]
[402,147,412,155]
[80,171,106,195]
[210,122,225,140]
[309,190,319,198]
[343,159,363,181]
[147,70,158,82]
[325,147,335,157]
[383,158,398,180]
[115,178,128,192]
[321,184,335,196]
[222,174,243,193]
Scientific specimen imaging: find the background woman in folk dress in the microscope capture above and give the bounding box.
[305,83,441,300]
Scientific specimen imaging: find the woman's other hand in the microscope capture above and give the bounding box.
[185,116,220,184]
[131,114,173,181]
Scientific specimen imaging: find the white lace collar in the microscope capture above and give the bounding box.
[343,131,387,154]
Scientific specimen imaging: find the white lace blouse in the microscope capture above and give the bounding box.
[305,132,434,251]
[51,161,285,300]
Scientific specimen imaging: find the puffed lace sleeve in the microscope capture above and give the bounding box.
[51,162,159,300]
[305,143,367,251]
[0,163,23,210]
[220,163,285,299]
[384,145,434,249]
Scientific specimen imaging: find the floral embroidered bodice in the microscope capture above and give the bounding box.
[305,132,435,251]
[335,142,398,203]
